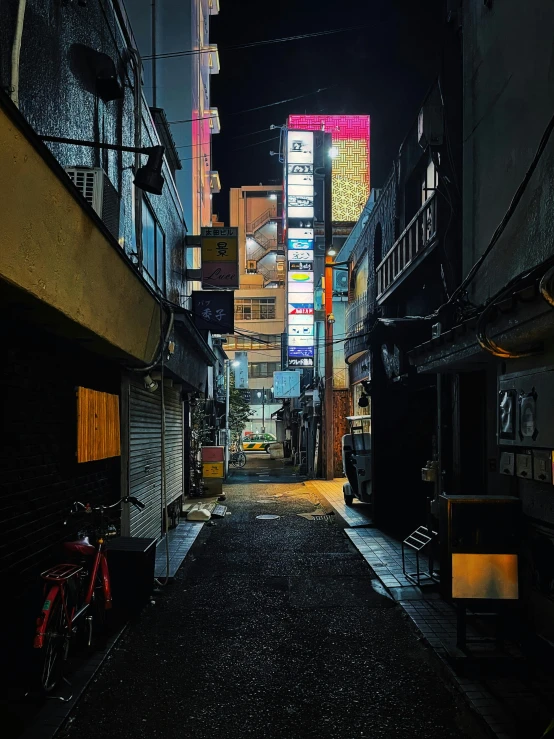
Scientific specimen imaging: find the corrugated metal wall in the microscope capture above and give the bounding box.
[127,380,184,540]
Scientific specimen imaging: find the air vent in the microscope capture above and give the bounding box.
[65,167,120,240]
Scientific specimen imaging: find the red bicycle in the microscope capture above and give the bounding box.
[34,495,145,692]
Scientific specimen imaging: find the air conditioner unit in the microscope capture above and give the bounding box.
[246,260,257,272]
[65,167,120,239]
[418,90,444,149]
[333,269,348,294]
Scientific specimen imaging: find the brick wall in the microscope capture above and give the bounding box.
[333,389,351,477]
[0,316,121,691]
[0,319,121,592]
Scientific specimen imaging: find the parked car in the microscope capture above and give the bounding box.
[242,433,277,452]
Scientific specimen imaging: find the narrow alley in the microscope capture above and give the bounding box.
[58,458,475,739]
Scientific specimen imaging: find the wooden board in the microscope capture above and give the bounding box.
[77,386,121,463]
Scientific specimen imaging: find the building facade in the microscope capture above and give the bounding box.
[409,0,554,646]
[343,69,462,534]
[224,185,286,435]
[0,0,216,687]
[125,0,221,239]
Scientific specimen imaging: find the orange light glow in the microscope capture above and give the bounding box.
[452,553,519,599]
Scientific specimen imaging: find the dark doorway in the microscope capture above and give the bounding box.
[457,371,488,494]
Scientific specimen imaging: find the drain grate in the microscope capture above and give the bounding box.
[256,514,280,520]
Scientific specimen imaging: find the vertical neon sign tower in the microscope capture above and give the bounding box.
[284,130,316,368]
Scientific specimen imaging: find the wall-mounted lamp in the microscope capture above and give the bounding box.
[144,374,158,392]
[39,135,166,195]
[329,147,339,159]
[269,193,277,200]
[328,313,335,325]
[327,247,337,257]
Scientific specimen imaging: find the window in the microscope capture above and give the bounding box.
[421,158,438,205]
[234,298,276,321]
[224,334,281,350]
[249,362,280,379]
[142,200,165,291]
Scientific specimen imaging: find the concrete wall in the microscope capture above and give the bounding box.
[0,102,161,363]
[463,0,554,305]
[0,0,189,308]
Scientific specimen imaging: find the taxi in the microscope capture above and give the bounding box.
[242,433,277,452]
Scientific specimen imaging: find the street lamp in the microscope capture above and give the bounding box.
[224,359,240,474]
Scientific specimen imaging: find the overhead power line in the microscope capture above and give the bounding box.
[141,26,368,61]
[168,87,332,126]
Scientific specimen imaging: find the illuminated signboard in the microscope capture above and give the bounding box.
[285,131,316,369]
[287,115,370,223]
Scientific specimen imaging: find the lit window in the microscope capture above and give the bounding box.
[142,200,165,291]
[421,159,438,205]
[234,298,276,321]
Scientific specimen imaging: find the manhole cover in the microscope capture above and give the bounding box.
[256,514,280,520]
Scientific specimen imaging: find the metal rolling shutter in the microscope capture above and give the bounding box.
[164,387,184,506]
[129,383,162,540]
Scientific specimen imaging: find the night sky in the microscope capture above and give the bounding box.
[210,0,446,224]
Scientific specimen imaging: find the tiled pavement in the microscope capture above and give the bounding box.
[155,521,204,579]
[305,479,373,527]
[312,478,554,739]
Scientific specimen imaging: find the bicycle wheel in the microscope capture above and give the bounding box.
[237,452,246,468]
[40,596,67,693]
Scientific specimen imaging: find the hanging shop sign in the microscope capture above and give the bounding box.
[201,226,239,289]
[273,371,302,399]
[192,290,234,333]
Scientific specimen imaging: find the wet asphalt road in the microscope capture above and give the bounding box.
[62,462,476,739]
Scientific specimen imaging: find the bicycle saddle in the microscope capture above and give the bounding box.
[64,537,95,556]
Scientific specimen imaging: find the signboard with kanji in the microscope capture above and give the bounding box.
[201,226,239,289]
[192,291,234,333]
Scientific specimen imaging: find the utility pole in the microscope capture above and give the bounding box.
[257,388,266,433]
[324,254,335,480]
[225,359,230,476]
[323,129,334,482]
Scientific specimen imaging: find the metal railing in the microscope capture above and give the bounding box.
[247,207,278,234]
[345,293,369,337]
[376,192,437,299]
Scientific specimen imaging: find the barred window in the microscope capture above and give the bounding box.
[234,297,276,320]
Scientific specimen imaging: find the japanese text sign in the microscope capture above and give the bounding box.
[192,291,235,333]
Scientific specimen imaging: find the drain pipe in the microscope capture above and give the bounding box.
[10,0,27,107]
[128,47,143,264]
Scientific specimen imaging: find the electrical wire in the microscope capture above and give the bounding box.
[168,87,333,125]
[141,26,369,61]
[444,108,554,311]
[173,126,276,150]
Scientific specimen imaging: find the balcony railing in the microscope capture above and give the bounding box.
[376,192,437,299]
[345,294,368,337]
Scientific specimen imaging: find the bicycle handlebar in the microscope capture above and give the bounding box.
[71,496,146,515]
